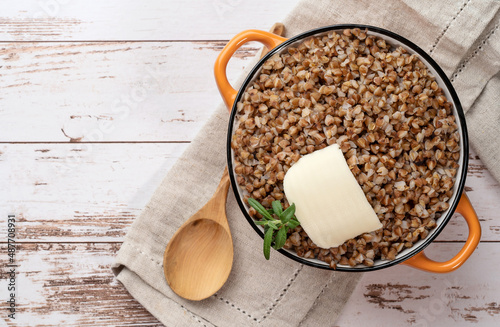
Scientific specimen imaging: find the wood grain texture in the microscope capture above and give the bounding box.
[0,243,498,327]
[336,243,500,326]
[0,41,260,142]
[0,243,163,326]
[0,143,188,242]
[1,144,498,242]
[0,0,300,41]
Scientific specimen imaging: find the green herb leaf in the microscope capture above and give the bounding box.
[272,200,283,216]
[281,203,296,223]
[286,219,300,229]
[248,198,273,220]
[267,221,279,230]
[263,227,274,260]
[248,198,301,260]
[274,227,287,250]
[254,220,268,226]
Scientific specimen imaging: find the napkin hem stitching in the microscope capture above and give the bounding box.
[214,293,257,322]
[126,242,163,266]
[451,24,499,82]
[297,275,334,326]
[260,264,304,322]
[180,304,211,327]
[429,0,472,53]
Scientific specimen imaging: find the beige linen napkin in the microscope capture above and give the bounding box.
[113,1,500,326]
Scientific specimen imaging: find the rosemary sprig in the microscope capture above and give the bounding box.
[247,198,301,260]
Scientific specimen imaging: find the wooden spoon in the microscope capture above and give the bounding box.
[163,23,285,301]
[163,167,232,301]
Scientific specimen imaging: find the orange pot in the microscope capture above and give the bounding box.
[215,25,481,273]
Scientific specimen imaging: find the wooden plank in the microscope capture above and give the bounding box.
[0,143,188,242]
[0,0,300,41]
[0,41,260,142]
[0,242,498,326]
[336,242,500,326]
[1,144,499,242]
[0,243,162,326]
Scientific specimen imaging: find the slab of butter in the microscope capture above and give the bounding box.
[283,144,382,249]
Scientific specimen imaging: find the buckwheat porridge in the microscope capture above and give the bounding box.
[230,28,460,268]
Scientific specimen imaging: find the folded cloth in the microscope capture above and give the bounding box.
[112,1,500,326]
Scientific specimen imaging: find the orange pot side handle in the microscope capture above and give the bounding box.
[403,192,481,273]
[214,30,287,111]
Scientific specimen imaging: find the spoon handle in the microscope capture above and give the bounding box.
[261,23,285,57]
[213,167,230,201]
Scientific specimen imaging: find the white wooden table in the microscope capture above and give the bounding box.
[1,1,499,326]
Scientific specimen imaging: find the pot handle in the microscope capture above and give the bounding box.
[403,193,481,273]
[214,30,287,111]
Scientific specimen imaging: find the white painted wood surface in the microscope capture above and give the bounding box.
[0,0,298,41]
[0,42,260,142]
[0,243,163,326]
[1,1,499,326]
